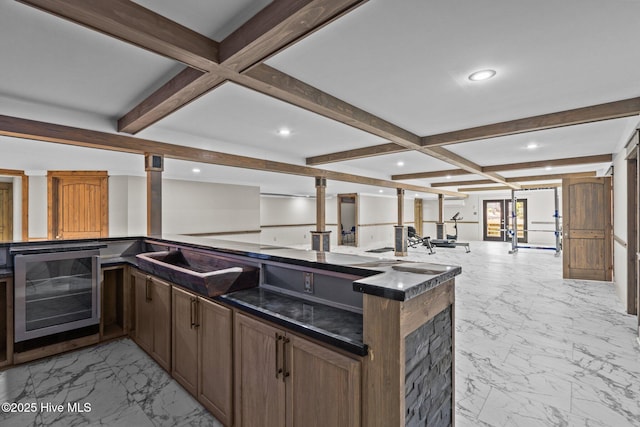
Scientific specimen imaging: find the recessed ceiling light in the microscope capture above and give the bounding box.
[277,128,291,136]
[468,69,496,81]
[446,175,452,179]
[527,142,538,150]
[192,168,201,173]
[545,166,552,171]
[379,189,384,193]
[397,161,405,167]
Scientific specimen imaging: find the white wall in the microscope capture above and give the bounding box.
[162,179,260,235]
[613,147,630,307]
[27,173,47,239]
[260,195,338,246]
[358,194,413,248]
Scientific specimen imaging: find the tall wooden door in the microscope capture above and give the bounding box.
[414,198,423,236]
[0,183,12,241]
[562,177,612,280]
[48,171,108,239]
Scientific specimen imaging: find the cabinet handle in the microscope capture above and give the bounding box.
[145,276,152,301]
[282,337,290,382]
[275,334,283,379]
[190,298,196,329]
[192,299,200,328]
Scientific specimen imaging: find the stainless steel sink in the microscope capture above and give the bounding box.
[136,250,259,297]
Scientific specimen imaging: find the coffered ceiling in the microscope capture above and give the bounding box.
[0,0,638,198]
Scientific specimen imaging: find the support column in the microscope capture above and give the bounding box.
[311,177,331,252]
[145,153,163,236]
[436,194,445,239]
[394,188,407,256]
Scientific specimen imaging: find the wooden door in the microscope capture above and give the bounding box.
[0,183,12,241]
[152,276,172,371]
[133,272,154,356]
[172,286,199,396]
[563,177,612,280]
[286,334,361,427]
[48,171,108,239]
[234,313,285,427]
[199,297,233,427]
[414,198,423,237]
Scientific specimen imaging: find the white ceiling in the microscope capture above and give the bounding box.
[0,0,638,197]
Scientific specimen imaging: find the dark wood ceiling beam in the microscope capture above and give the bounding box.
[238,64,422,147]
[421,97,640,147]
[392,153,613,180]
[0,115,465,197]
[118,69,228,133]
[306,143,406,165]
[459,183,562,192]
[482,153,613,172]
[221,0,365,72]
[391,169,469,180]
[430,171,596,187]
[431,179,494,188]
[115,0,369,134]
[423,146,518,189]
[17,0,220,71]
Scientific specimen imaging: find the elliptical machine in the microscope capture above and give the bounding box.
[431,212,470,252]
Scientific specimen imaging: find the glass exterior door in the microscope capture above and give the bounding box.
[483,199,528,242]
[483,200,505,241]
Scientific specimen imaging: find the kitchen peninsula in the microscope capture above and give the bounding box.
[0,235,459,427]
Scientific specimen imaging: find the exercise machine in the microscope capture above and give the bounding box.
[508,187,561,256]
[407,226,435,254]
[431,212,471,253]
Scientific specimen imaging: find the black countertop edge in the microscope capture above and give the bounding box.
[219,294,368,357]
[10,242,109,255]
[353,266,462,302]
[0,268,11,279]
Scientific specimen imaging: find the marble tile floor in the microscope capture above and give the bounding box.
[329,240,640,427]
[1,240,638,426]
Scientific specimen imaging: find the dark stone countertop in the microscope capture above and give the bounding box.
[220,287,366,356]
[1,234,462,301]
[0,268,12,278]
[150,234,462,302]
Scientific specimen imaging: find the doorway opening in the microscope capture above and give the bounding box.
[0,181,13,241]
[48,171,109,240]
[0,169,29,241]
[338,194,357,246]
[483,199,528,242]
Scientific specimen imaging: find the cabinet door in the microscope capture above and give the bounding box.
[152,277,172,372]
[234,313,285,427]
[286,335,361,427]
[172,286,199,396]
[199,298,233,426]
[133,272,154,355]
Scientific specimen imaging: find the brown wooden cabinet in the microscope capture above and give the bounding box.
[132,269,171,371]
[0,277,13,368]
[234,313,361,427]
[172,286,233,426]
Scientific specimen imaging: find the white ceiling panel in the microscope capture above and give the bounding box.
[133,0,272,41]
[0,1,182,119]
